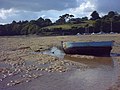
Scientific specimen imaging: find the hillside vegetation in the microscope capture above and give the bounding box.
[0,11,120,36]
[43,20,95,30]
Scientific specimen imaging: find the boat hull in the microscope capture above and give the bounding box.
[62,41,113,57]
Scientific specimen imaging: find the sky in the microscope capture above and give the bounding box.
[0,0,120,24]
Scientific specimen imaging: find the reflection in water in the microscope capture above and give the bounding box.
[64,55,114,68]
[37,47,115,70]
[65,55,117,90]
[42,47,114,68]
[68,68,117,90]
[64,54,116,90]
[41,47,119,90]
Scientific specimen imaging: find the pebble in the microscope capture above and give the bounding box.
[25,79,31,82]
[8,73,13,76]
[3,74,7,78]
[10,80,14,83]
[36,68,40,71]
[0,52,78,88]
[7,83,12,86]
[0,79,3,81]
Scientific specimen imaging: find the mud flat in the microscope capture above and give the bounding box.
[0,34,120,90]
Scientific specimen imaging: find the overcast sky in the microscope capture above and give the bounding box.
[0,0,120,24]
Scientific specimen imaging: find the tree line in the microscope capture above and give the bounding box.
[0,11,120,36]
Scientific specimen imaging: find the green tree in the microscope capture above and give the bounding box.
[36,17,45,27]
[44,19,52,26]
[90,11,100,20]
[81,17,88,21]
[55,17,65,25]
[108,11,116,18]
[12,24,22,35]
[56,14,74,24]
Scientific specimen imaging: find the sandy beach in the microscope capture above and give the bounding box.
[0,34,120,90]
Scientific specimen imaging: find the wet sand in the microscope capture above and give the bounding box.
[0,34,120,90]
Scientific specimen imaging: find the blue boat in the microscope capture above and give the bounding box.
[62,41,114,56]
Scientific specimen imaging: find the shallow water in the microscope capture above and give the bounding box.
[34,47,120,58]
[0,47,120,90]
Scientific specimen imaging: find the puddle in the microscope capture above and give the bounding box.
[32,47,120,59]
[0,47,120,90]
[31,47,65,59]
[68,66,118,90]
[30,47,119,70]
[64,55,114,68]
[30,47,120,90]
[43,47,65,59]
